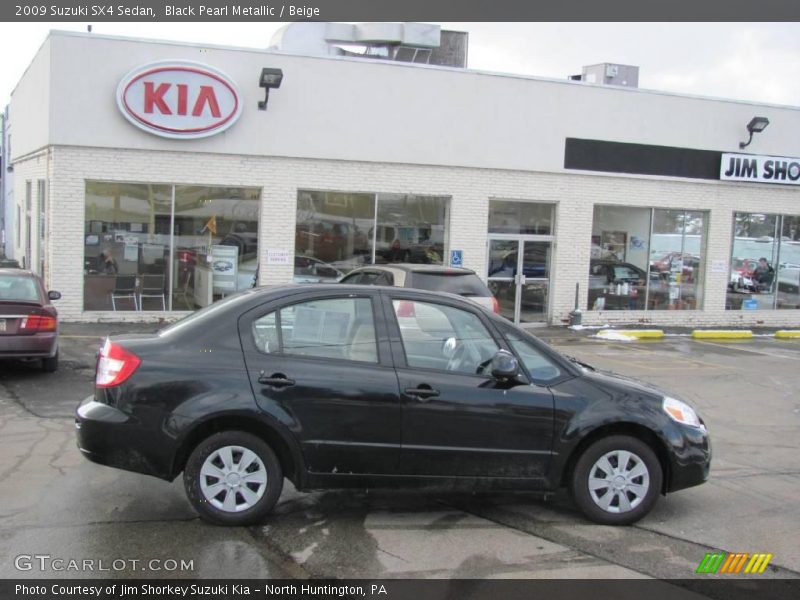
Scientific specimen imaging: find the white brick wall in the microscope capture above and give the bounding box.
[45,145,800,328]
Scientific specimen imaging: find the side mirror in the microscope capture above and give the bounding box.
[48,290,61,301]
[490,349,519,381]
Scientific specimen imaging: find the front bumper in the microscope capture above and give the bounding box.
[75,396,173,480]
[666,423,711,493]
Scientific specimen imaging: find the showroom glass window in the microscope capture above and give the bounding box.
[727,212,800,310]
[588,206,707,311]
[487,199,553,235]
[295,191,450,278]
[83,182,260,311]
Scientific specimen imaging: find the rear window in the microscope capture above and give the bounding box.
[341,271,394,286]
[0,275,41,302]
[158,290,256,337]
[409,272,490,297]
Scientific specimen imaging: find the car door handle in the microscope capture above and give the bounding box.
[258,374,296,388]
[404,387,440,400]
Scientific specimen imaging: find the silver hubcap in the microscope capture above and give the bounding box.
[199,445,268,512]
[588,450,650,514]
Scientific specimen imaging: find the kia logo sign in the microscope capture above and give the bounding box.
[117,61,242,139]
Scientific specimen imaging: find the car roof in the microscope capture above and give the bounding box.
[285,282,477,301]
[0,268,37,278]
[350,263,477,275]
[159,283,498,338]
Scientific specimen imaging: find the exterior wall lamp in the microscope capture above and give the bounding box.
[739,116,769,149]
[258,68,283,111]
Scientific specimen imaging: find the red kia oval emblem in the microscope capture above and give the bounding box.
[117,61,242,139]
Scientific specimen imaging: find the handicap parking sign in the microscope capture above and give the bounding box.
[450,250,463,267]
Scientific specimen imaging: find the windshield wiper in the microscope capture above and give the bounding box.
[565,355,595,371]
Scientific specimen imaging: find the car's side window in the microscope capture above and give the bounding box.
[340,272,362,284]
[252,297,378,363]
[612,265,641,280]
[503,329,562,383]
[392,300,498,375]
[375,272,394,286]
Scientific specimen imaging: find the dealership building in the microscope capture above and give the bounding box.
[5,25,800,326]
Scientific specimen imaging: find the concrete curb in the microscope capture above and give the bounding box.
[691,330,753,339]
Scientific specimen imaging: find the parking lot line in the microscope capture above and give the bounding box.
[692,339,800,361]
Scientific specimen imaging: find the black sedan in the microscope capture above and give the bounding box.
[76,284,710,526]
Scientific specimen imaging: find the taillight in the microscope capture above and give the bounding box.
[21,314,57,331]
[96,339,141,388]
[491,296,500,314]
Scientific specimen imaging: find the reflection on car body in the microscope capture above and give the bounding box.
[76,284,710,527]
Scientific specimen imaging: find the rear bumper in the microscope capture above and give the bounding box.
[75,396,174,480]
[0,332,57,358]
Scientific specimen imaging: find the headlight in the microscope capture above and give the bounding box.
[663,396,705,430]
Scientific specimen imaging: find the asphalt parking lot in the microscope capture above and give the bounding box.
[0,323,798,583]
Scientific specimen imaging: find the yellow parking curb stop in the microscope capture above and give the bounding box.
[775,330,800,339]
[618,329,665,339]
[691,330,753,339]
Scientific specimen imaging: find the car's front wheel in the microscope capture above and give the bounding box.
[184,431,283,526]
[570,435,662,525]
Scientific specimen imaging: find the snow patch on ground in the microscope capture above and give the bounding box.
[594,330,636,341]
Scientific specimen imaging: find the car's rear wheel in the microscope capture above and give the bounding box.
[570,435,662,525]
[41,351,58,373]
[184,431,283,526]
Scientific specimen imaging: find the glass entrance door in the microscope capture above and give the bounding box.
[487,237,551,323]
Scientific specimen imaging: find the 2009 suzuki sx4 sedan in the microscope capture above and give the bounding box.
[76,284,710,526]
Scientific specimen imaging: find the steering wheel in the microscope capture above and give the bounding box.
[446,343,467,372]
[476,356,493,376]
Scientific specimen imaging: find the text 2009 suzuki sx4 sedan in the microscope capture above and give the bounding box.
[76,285,710,526]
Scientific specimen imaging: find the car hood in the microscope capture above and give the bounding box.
[578,366,671,400]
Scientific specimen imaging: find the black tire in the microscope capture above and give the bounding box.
[184,431,283,526]
[42,351,58,373]
[570,435,662,526]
